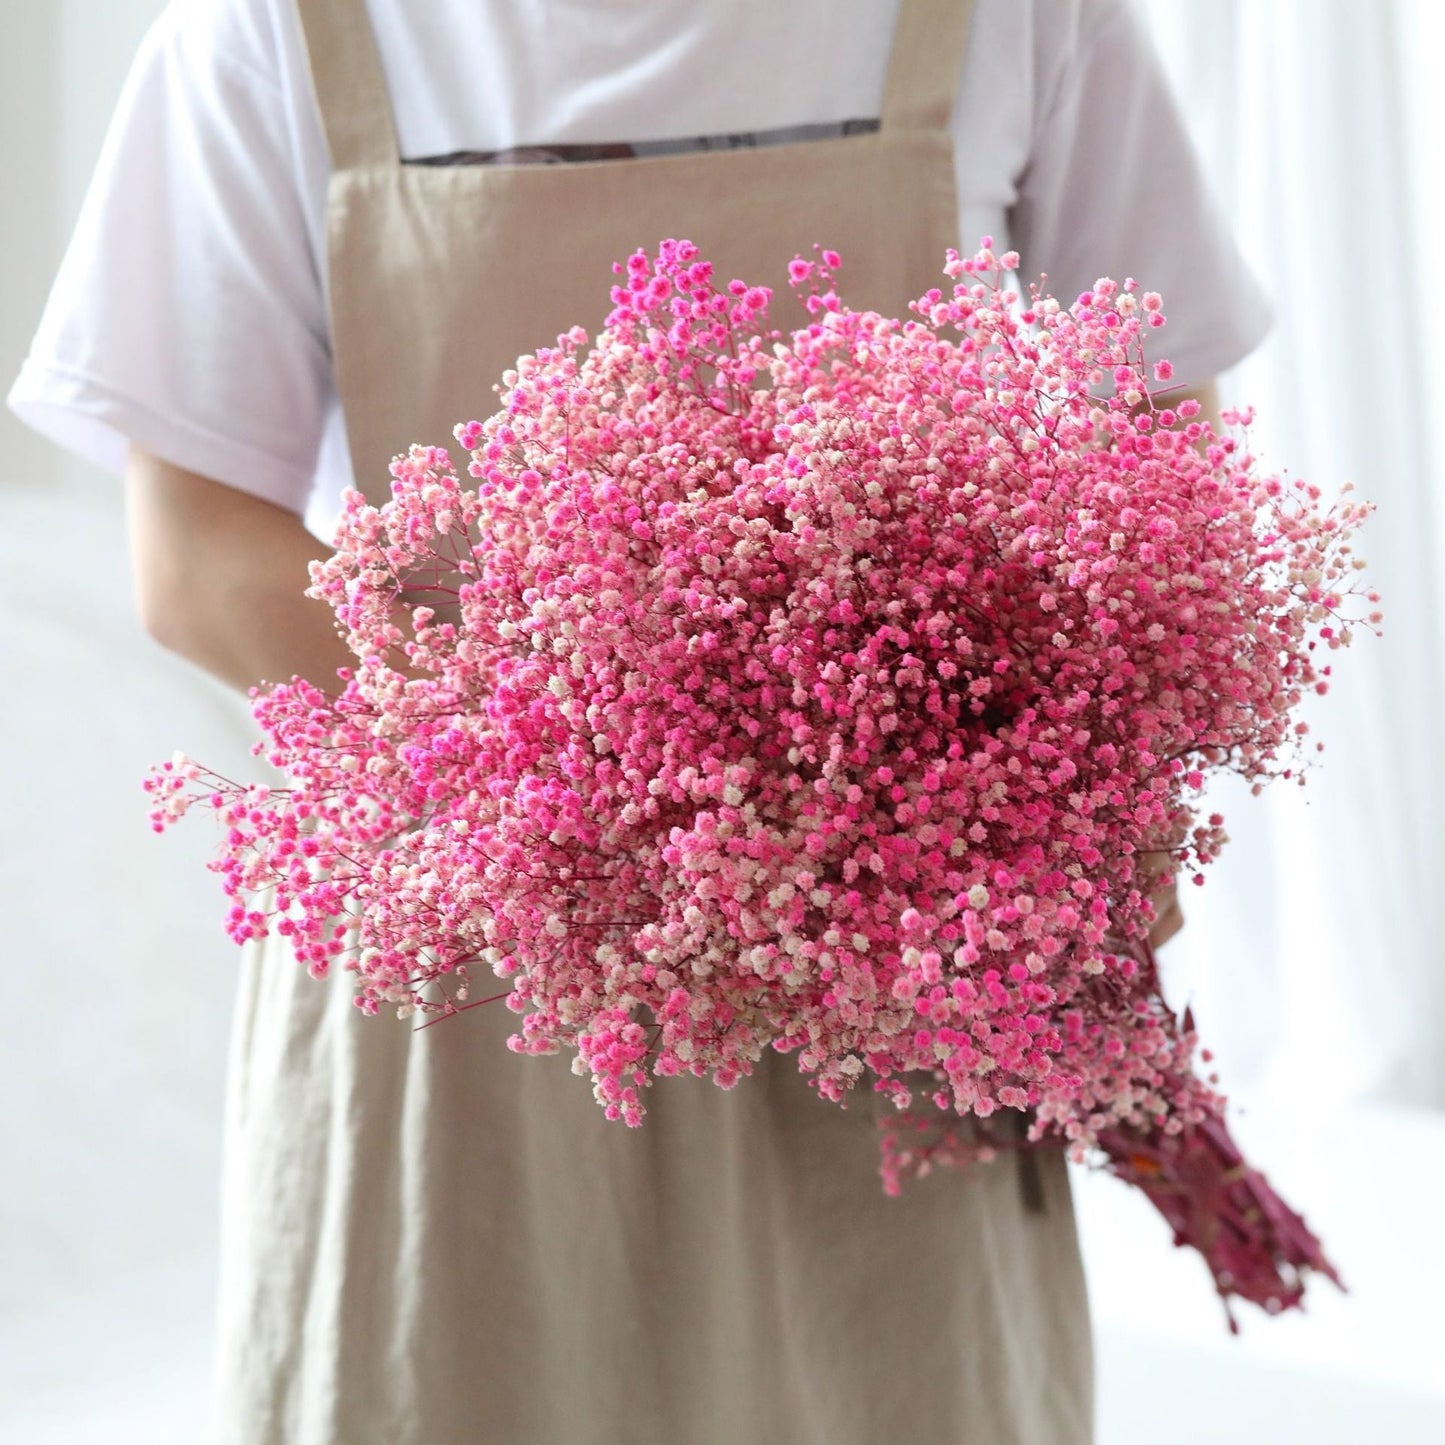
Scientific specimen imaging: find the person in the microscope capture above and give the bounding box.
[9,1,1270,1440]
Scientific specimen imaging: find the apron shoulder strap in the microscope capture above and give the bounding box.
[882,0,977,133]
[295,0,399,171]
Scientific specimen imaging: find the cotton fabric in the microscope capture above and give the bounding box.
[9,0,1271,542]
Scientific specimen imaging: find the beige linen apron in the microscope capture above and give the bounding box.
[210,2,1094,1441]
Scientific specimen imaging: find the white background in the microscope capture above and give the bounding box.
[2,2,1441,1441]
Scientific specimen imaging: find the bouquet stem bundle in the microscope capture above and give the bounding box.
[878,936,1344,1326]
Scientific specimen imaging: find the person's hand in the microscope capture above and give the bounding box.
[1125,378,1217,955]
[1137,813,1190,949]
[1143,872,1184,949]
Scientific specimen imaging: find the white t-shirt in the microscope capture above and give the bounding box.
[8,0,1271,541]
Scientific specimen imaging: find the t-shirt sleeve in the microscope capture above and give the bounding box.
[6,2,330,514]
[1009,0,1272,391]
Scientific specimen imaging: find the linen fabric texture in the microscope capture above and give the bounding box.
[225,2,1095,1438]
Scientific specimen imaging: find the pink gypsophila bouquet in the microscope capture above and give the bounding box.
[147,239,1375,1325]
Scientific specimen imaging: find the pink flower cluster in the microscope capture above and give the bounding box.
[146,239,1374,1311]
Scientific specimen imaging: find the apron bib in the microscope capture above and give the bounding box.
[210,3,1094,1441]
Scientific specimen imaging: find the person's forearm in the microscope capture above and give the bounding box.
[1132,380,1221,948]
[124,447,355,696]
[1158,380,1221,434]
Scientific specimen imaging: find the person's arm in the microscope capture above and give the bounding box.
[1155,380,1220,429]
[1136,378,1221,948]
[124,445,353,696]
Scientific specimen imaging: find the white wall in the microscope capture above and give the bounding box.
[1394,0,1445,572]
[1,0,63,490]
[2,3,256,1441]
